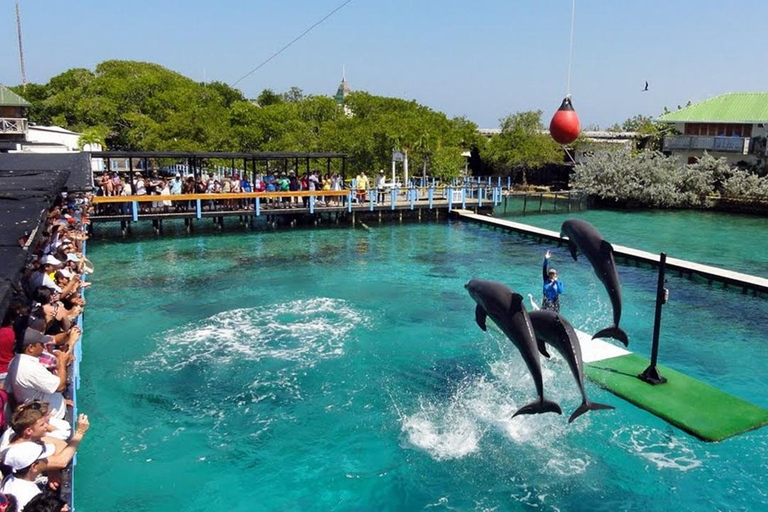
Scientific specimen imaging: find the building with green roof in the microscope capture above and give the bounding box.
[0,84,30,145]
[656,92,768,167]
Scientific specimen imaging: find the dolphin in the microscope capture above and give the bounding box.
[465,278,562,417]
[560,219,629,346]
[528,309,615,423]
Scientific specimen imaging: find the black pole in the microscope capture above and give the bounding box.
[639,252,668,385]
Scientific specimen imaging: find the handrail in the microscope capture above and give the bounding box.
[92,190,350,203]
[90,185,486,204]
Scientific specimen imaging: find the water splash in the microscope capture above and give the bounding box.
[136,298,369,372]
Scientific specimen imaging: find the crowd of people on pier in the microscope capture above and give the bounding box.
[95,168,397,213]
[0,190,94,511]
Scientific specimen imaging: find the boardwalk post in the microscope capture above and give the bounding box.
[447,186,453,212]
[428,187,433,209]
[310,194,315,214]
[196,199,202,219]
[347,191,353,213]
[255,197,260,216]
[390,189,396,211]
[410,187,415,210]
[462,187,466,209]
[131,202,138,222]
[369,190,374,211]
[639,252,669,385]
[478,187,483,208]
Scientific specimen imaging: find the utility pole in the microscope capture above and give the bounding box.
[16,1,28,90]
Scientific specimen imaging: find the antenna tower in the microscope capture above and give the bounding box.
[16,1,27,90]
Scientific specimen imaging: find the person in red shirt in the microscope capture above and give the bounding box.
[0,298,28,380]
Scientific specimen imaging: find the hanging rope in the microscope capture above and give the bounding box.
[565,0,576,97]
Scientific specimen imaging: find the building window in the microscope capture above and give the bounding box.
[685,123,752,137]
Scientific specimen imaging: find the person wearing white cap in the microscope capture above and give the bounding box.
[27,257,63,295]
[0,441,55,510]
[4,329,71,422]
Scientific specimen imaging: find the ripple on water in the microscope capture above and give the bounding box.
[610,425,702,471]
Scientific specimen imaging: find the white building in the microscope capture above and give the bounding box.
[656,92,768,167]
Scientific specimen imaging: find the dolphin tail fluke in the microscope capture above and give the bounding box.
[512,398,562,418]
[568,401,615,424]
[592,326,629,346]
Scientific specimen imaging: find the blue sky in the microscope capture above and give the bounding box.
[2,0,767,129]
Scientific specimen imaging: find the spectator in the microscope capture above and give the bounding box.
[20,492,68,512]
[0,441,55,510]
[5,328,73,423]
[170,173,183,195]
[3,405,88,471]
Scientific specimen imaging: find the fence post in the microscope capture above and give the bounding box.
[196,199,202,219]
[131,201,138,222]
[447,186,453,212]
[428,187,434,209]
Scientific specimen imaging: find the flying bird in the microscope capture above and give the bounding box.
[643,81,649,92]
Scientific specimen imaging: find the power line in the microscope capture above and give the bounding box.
[232,0,355,88]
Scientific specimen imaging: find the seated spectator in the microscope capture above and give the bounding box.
[0,492,18,512]
[2,404,88,469]
[0,299,28,383]
[0,441,55,510]
[26,258,63,296]
[4,329,73,423]
[22,491,68,512]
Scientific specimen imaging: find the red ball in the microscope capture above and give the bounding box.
[549,96,581,145]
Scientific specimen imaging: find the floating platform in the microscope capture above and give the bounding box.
[585,353,768,442]
[526,297,768,442]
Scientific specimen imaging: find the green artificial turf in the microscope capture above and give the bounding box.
[585,353,768,442]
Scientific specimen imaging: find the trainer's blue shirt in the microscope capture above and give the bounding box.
[542,258,563,302]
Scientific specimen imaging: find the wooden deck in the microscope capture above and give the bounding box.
[454,210,768,296]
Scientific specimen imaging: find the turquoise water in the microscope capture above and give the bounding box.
[496,207,768,275]
[77,220,768,511]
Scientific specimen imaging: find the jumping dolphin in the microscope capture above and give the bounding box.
[529,309,615,423]
[465,278,562,417]
[560,219,629,346]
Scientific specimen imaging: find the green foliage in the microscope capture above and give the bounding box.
[12,60,480,178]
[256,89,283,107]
[572,149,768,207]
[722,170,768,199]
[485,110,561,185]
[78,126,109,150]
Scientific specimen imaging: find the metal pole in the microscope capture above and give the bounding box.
[639,252,668,385]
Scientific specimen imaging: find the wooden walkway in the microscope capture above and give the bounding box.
[88,191,498,233]
[454,210,768,296]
